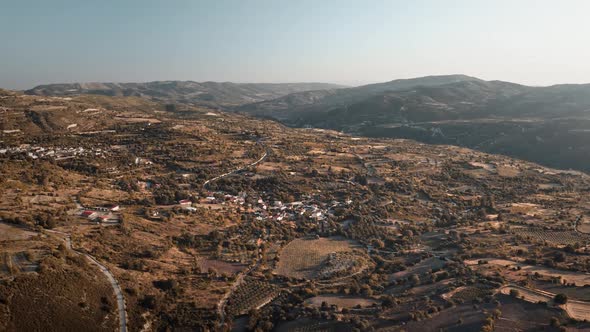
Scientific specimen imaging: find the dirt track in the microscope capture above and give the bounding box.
[466,258,590,286]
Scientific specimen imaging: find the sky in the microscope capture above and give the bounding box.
[1,0,590,89]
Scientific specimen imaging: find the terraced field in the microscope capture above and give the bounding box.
[513,227,590,246]
[499,284,590,321]
[465,258,590,286]
[225,279,279,317]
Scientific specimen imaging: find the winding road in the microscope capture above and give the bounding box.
[46,228,127,331]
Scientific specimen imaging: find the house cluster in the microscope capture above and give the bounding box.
[173,189,352,232]
[79,204,120,223]
[134,157,153,165]
[176,192,247,211]
[0,144,108,161]
[231,193,351,229]
[136,180,159,191]
[178,199,197,212]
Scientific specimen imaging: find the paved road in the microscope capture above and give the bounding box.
[45,229,127,332]
[84,254,127,332]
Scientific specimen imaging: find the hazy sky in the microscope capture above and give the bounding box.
[1,0,590,89]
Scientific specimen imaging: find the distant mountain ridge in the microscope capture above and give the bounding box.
[25,81,347,107]
[21,75,590,171]
[236,74,484,118]
[236,75,590,173]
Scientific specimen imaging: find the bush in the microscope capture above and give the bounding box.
[153,279,179,293]
[554,293,568,305]
[140,295,157,309]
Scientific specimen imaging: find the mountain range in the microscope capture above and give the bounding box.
[236,75,590,172]
[25,81,345,107]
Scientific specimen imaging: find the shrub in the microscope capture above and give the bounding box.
[554,293,568,305]
[140,295,157,309]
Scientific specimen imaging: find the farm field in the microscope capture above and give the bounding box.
[577,218,590,234]
[512,227,590,246]
[466,258,590,286]
[400,303,491,332]
[390,256,446,280]
[499,285,552,303]
[532,280,590,301]
[499,284,590,321]
[0,223,37,241]
[494,294,568,331]
[226,279,279,316]
[197,258,246,275]
[442,285,493,303]
[275,318,354,332]
[0,223,53,279]
[274,237,361,280]
[304,294,378,310]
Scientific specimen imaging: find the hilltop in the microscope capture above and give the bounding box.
[237,74,484,119]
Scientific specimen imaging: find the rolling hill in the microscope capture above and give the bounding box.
[236,74,485,119]
[237,75,590,172]
[25,81,346,108]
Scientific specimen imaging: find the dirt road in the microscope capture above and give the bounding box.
[499,284,590,321]
[204,140,269,189]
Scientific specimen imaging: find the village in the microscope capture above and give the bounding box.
[186,191,346,229]
[0,144,109,160]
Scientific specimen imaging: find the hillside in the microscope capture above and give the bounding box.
[237,76,590,172]
[237,74,484,119]
[25,81,346,108]
[4,90,590,330]
[3,90,590,330]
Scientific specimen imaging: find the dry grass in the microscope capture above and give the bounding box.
[304,295,378,310]
[0,254,118,332]
[0,223,37,241]
[274,237,358,280]
[497,164,521,177]
[467,258,590,286]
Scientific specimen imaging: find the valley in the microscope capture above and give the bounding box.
[2,89,590,330]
